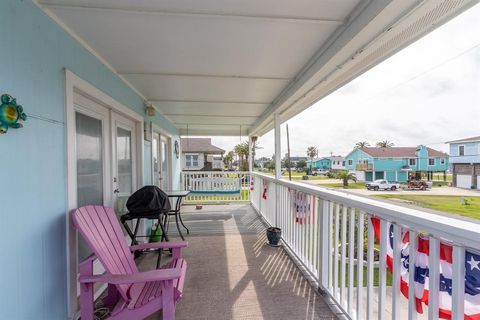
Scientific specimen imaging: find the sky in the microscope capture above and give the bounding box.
[209,4,480,159]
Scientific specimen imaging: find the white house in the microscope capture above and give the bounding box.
[181,138,225,171]
[330,156,346,170]
[446,136,480,189]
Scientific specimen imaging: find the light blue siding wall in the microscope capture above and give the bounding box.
[386,171,397,181]
[0,1,180,319]
[416,146,429,171]
[345,149,372,171]
[373,159,406,171]
[306,158,331,169]
[449,142,480,164]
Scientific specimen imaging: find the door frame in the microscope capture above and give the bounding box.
[65,69,144,319]
[152,124,173,190]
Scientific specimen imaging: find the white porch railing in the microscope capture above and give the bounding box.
[250,172,480,320]
[181,171,251,202]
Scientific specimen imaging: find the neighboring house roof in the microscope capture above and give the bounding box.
[289,156,308,161]
[359,147,447,158]
[181,138,225,154]
[331,156,344,161]
[445,136,480,144]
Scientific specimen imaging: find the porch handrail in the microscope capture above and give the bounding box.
[250,171,479,319]
[252,172,479,248]
[181,171,251,202]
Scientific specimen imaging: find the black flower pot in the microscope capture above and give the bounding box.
[266,227,282,246]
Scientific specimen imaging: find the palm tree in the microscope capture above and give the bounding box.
[336,171,357,187]
[376,140,394,148]
[223,151,234,169]
[306,146,318,171]
[234,142,249,171]
[355,141,370,149]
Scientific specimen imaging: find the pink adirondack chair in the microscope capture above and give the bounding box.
[72,205,188,320]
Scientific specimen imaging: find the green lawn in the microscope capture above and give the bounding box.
[335,262,392,287]
[256,170,329,180]
[373,195,480,220]
[319,182,367,189]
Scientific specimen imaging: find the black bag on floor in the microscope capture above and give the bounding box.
[126,185,171,216]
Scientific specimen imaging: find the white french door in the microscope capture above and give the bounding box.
[71,90,140,308]
[73,92,112,262]
[111,112,137,216]
[152,131,171,190]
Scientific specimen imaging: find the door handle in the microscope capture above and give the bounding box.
[114,189,120,194]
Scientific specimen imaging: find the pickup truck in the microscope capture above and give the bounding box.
[366,179,401,191]
[311,169,329,176]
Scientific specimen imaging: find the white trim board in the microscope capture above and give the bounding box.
[65,69,145,319]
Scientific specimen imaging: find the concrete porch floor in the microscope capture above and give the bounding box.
[138,204,338,320]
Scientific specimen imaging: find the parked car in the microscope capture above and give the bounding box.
[311,169,329,176]
[366,179,401,191]
[405,180,430,190]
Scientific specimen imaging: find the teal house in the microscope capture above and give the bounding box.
[344,146,449,182]
[306,157,331,170]
[306,156,345,171]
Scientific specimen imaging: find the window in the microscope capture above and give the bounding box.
[409,158,416,166]
[459,145,465,156]
[428,158,435,166]
[348,160,353,166]
[186,154,199,167]
[440,158,445,165]
[342,161,345,166]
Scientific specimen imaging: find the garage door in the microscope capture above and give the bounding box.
[355,171,365,181]
[477,176,480,190]
[456,174,472,189]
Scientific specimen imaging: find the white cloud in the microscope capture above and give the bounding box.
[211,4,480,159]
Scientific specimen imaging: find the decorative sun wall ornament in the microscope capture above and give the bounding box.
[0,94,27,134]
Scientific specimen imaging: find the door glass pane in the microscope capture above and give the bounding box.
[153,134,160,187]
[116,127,132,214]
[76,112,103,207]
[161,139,168,189]
[75,112,103,260]
[117,127,132,193]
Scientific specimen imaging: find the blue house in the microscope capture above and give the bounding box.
[345,146,449,182]
[446,136,480,189]
[306,156,345,171]
[306,157,331,170]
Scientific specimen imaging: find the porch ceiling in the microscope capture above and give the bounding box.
[37,0,477,136]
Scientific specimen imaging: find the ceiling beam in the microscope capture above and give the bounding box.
[120,72,291,81]
[39,2,346,25]
[149,99,271,105]
[165,114,257,119]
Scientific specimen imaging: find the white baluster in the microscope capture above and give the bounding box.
[392,224,402,320]
[366,215,374,320]
[378,219,388,320]
[340,205,347,306]
[451,245,465,320]
[356,211,365,319]
[408,230,417,320]
[348,208,355,314]
[428,237,440,320]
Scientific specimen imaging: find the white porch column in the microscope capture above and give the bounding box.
[274,112,281,227]
[248,136,253,172]
[274,113,281,179]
